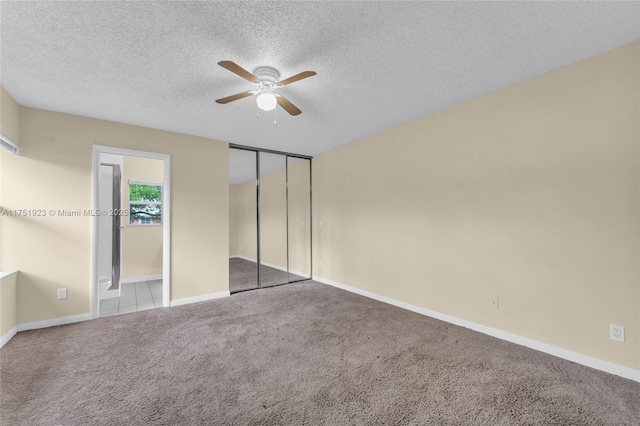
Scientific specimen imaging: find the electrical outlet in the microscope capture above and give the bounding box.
[318,259,323,268]
[302,257,306,264]
[301,221,305,228]
[610,324,625,342]
[57,288,67,300]
[319,220,323,229]
[490,297,499,310]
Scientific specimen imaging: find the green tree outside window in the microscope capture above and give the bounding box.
[129,183,162,225]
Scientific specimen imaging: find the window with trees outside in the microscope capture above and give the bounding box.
[129,181,162,226]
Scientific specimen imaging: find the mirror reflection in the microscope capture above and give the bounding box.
[259,152,288,287]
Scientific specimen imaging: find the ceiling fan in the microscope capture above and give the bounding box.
[215,61,316,116]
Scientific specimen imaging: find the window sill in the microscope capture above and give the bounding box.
[0,270,19,280]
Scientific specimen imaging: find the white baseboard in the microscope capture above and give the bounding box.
[314,276,640,383]
[233,255,310,279]
[1,326,18,348]
[120,274,163,284]
[234,255,255,262]
[17,313,92,332]
[170,291,230,307]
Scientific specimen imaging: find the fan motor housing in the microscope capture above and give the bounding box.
[253,66,280,84]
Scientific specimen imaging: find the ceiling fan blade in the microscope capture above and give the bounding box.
[277,71,316,87]
[218,61,261,84]
[215,90,255,104]
[276,95,302,116]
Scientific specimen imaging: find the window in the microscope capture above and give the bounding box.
[129,181,162,226]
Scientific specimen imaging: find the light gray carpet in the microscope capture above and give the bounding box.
[1,282,638,425]
[229,257,306,292]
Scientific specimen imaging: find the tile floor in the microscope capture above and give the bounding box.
[99,280,163,317]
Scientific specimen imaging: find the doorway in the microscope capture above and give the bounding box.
[228,145,312,293]
[91,146,171,318]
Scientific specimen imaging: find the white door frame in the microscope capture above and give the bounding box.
[90,145,171,318]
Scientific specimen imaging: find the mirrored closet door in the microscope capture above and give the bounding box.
[259,152,288,288]
[228,148,259,292]
[228,146,312,293]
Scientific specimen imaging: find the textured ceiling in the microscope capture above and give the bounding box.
[1,1,639,167]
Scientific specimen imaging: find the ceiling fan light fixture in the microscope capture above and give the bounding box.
[256,92,277,111]
[215,61,315,116]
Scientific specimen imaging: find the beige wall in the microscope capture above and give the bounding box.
[0,87,20,144]
[313,42,640,370]
[286,160,311,276]
[0,273,18,338]
[121,156,164,278]
[0,108,229,324]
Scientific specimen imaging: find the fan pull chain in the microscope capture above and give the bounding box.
[274,105,277,124]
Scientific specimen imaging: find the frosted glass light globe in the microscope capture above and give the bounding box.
[256,92,277,111]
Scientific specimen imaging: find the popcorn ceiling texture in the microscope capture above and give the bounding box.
[1,1,638,157]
